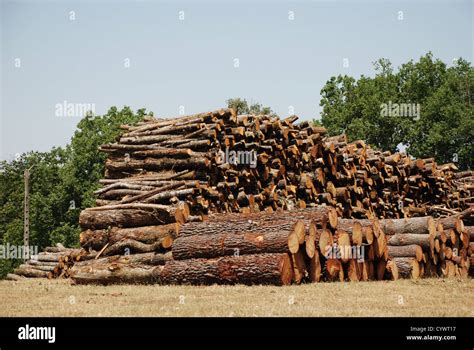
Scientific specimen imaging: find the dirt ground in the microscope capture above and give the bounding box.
[0,278,472,317]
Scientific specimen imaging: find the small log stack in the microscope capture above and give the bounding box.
[5,244,93,280]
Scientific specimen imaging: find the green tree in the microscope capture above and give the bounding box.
[226,98,275,116]
[0,107,145,277]
[319,53,473,169]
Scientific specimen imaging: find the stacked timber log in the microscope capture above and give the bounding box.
[44,108,474,284]
[5,244,92,280]
[85,108,472,219]
[71,207,472,285]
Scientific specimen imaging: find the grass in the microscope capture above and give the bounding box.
[0,278,473,317]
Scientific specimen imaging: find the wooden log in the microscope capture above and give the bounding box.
[80,224,179,250]
[74,252,173,267]
[18,264,54,272]
[79,204,185,229]
[102,238,173,256]
[317,228,333,254]
[347,259,360,282]
[335,219,363,245]
[291,251,307,284]
[385,260,399,280]
[381,216,436,236]
[26,260,58,267]
[5,273,25,281]
[158,253,293,286]
[376,261,386,281]
[180,211,307,242]
[172,228,295,260]
[387,245,423,262]
[71,264,160,285]
[106,157,210,172]
[309,249,322,282]
[305,221,317,258]
[13,267,50,278]
[392,257,420,279]
[387,233,432,250]
[438,215,464,233]
[325,259,344,282]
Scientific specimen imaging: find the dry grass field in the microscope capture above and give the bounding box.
[0,278,473,317]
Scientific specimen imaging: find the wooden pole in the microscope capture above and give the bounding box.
[23,168,30,261]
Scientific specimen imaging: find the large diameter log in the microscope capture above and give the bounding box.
[387,233,432,250]
[79,204,185,229]
[381,216,436,236]
[464,226,474,241]
[159,253,293,286]
[304,221,317,258]
[179,211,308,244]
[385,260,399,280]
[309,249,322,282]
[196,207,337,234]
[392,257,420,279]
[291,251,307,284]
[387,245,423,262]
[172,229,294,260]
[335,220,363,245]
[80,224,179,250]
[438,215,464,233]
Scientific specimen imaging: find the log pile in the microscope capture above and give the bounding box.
[71,207,472,285]
[5,244,91,280]
[11,108,473,285]
[85,108,471,219]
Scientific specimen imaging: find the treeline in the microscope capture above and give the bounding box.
[318,52,473,170]
[0,107,146,277]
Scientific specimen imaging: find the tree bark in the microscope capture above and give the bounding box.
[79,205,184,229]
[80,224,178,250]
[71,263,161,285]
[103,238,173,256]
[158,253,293,286]
[172,229,294,260]
[387,233,432,250]
[387,245,423,261]
[381,216,436,236]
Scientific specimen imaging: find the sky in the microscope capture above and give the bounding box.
[1,0,472,160]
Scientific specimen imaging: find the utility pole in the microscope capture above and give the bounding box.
[23,167,32,261]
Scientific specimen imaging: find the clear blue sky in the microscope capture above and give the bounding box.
[1,0,472,160]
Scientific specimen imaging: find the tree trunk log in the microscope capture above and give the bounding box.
[71,264,160,285]
[80,224,179,250]
[158,253,293,286]
[387,245,423,262]
[172,228,294,260]
[79,205,184,229]
[387,234,432,250]
[392,257,420,279]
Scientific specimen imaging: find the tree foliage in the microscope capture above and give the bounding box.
[319,53,473,169]
[226,98,275,116]
[0,107,145,277]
